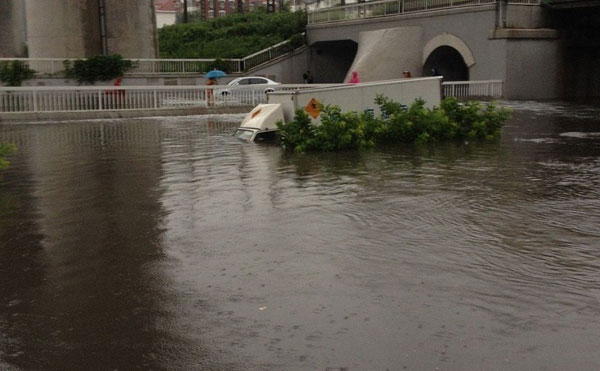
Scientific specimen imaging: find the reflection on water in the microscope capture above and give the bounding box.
[1,105,600,370]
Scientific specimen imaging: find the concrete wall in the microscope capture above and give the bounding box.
[504,4,548,29]
[0,0,26,57]
[504,39,564,100]
[24,0,101,58]
[306,5,567,99]
[346,27,422,82]
[269,77,442,123]
[307,6,505,81]
[20,0,157,59]
[104,0,158,58]
[247,47,311,84]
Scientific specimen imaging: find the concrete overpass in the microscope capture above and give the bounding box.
[304,0,565,99]
[0,0,158,59]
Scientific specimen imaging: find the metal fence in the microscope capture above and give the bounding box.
[307,0,540,24]
[0,84,334,113]
[0,35,305,77]
[442,80,503,99]
[0,80,503,114]
[242,35,305,71]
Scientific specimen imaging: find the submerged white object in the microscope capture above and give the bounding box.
[234,104,284,142]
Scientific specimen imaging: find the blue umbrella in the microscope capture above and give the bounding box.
[204,69,227,79]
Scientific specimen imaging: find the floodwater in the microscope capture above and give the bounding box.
[0,103,599,371]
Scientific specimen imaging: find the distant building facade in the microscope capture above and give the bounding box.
[155,0,182,27]
[155,0,283,25]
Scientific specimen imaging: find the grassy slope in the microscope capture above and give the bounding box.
[158,10,307,59]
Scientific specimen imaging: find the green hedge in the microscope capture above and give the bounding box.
[63,55,134,84]
[0,61,35,87]
[158,9,307,59]
[276,96,511,153]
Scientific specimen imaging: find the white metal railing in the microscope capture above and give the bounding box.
[242,33,305,71]
[0,36,305,77]
[307,0,541,24]
[442,80,503,99]
[0,57,244,76]
[0,84,337,114]
[130,59,243,74]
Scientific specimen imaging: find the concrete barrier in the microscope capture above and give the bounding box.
[268,76,442,123]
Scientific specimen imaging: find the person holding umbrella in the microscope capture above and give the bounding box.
[204,69,227,107]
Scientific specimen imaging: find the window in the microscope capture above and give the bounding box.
[208,10,214,17]
[209,1,214,8]
[219,10,225,16]
[249,78,268,84]
[219,0,224,8]
[249,3,254,9]
[229,0,235,8]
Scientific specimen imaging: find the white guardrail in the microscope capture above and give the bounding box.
[0,80,502,114]
[0,84,336,113]
[0,34,305,76]
[307,0,540,24]
[0,58,244,76]
[442,80,503,99]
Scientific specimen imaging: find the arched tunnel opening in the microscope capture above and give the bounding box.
[309,40,358,83]
[423,46,469,81]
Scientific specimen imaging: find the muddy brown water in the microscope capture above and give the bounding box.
[1,103,599,371]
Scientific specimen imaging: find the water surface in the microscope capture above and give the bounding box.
[1,105,599,370]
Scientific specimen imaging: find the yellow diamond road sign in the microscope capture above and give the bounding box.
[305,98,321,119]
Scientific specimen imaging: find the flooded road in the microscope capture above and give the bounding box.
[1,103,599,371]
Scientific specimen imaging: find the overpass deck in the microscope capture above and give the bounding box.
[308,0,540,24]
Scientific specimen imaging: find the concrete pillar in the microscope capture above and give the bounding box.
[0,0,26,57]
[24,0,101,58]
[103,0,158,58]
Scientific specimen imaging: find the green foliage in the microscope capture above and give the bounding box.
[277,106,377,153]
[158,10,307,59]
[0,61,36,87]
[276,96,511,152]
[288,33,305,49]
[63,55,135,84]
[0,143,17,170]
[276,109,316,153]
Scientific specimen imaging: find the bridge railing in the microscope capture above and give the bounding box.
[0,36,305,77]
[0,80,504,114]
[0,84,337,113]
[442,80,503,99]
[130,59,243,74]
[242,33,306,71]
[307,0,541,24]
[0,58,245,76]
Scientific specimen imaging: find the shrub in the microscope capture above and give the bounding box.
[63,55,135,84]
[276,96,511,152]
[159,10,307,58]
[0,143,17,170]
[288,33,305,49]
[0,61,36,87]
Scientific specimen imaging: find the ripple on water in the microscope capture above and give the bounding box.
[2,105,600,370]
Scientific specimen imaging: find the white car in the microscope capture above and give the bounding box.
[217,76,281,97]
